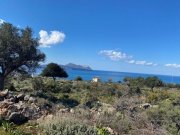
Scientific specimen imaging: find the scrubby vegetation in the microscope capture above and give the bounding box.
[0,76,179,135]
[0,22,179,135]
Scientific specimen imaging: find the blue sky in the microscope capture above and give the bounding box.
[0,0,180,75]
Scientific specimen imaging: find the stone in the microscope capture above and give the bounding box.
[24,95,30,101]
[59,108,70,113]
[9,97,16,102]
[21,104,40,119]
[14,101,24,110]
[6,92,14,99]
[105,127,115,135]
[28,97,37,103]
[140,103,152,109]
[0,89,9,98]
[70,109,75,113]
[0,108,8,118]
[8,112,28,125]
[17,93,25,101]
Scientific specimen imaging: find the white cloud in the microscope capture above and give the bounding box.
[135,60,146,65]
[99,49,158,67]
[0,19,5,24]
[145,62,157,66]
[165,64,180,68]
[128,60,135,64]
[39,30,65,48]
[128,60,157,66]
[99,50,132,61]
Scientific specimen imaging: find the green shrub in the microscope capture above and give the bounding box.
[97,127,110,135]
[60,83,72,93]
[31,77,44,91]
[146,90,170,104]
[147,100,180,135]
[7,84,16,91]
[39,114,98,135]
[75,76,83,81]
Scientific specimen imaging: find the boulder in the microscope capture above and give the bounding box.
[24,95,30,101]
[0,89,9,99]
[9,97,16,102]
[21,104,40,119]
[59,108,70,113]
[140,103,152,109]
[0,108,8,118]
[14,101,24,110]
[70,109,75,113]
[6,92,14,99]
[17,93,25,101]
[8,112,28,125]
[28,97,37,103]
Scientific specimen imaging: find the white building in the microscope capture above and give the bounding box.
[92,77,100,82]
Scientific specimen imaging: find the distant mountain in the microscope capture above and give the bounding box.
[62,63,92,71]
[38,63,92,73]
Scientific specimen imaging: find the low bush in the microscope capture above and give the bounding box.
[31,77,44,91]
[38,113,99,135]
[75,76,83,81]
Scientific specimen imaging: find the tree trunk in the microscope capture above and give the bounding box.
[0,76,4,90]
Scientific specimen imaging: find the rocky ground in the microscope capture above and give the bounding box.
[0,89,53,125]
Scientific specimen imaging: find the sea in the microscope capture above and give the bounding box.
[65,69,180,84]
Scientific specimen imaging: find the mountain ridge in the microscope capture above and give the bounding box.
[62,63,92,70]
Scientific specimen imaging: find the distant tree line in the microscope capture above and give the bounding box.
[123,76,164,91]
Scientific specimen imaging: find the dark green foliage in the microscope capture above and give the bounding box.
[75,76,83,81]
[6,84,16,91]
[0,22,45,90]
[147,100,180,134]
[41,63,68,80]
[145,76,163,90]
[60,98,79,108]
[60,83,72,93]
[31,77,44,91]
[123,76,164,93]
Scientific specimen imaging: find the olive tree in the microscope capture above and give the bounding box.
[145,76,163,90]
[41,63,68,81]
[0,22,45,90]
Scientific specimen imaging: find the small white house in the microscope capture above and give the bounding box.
[92,77,100,82]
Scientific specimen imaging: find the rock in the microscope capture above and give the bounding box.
[17,93,25,101]
[0,108,8,118]
[21,104,40,119]
[6,92,14,99]
[0,89,9,99]
[105,127,115,135]
[140,103,152,109]
[28,97,37,103]
[8,112,28,125]
[9,97,16,102]
[14,101,24,110]
[70,109,75,113]
[24,95,30,101]
[59,108,70,113]
[6,105,19,118]
[0,100,14,108]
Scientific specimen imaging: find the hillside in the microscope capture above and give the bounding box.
[63,63,92,70]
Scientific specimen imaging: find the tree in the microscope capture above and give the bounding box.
[41,63,68,81]
[145,76,163,90]
[75,76,83,81]
[0,22,45,90]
